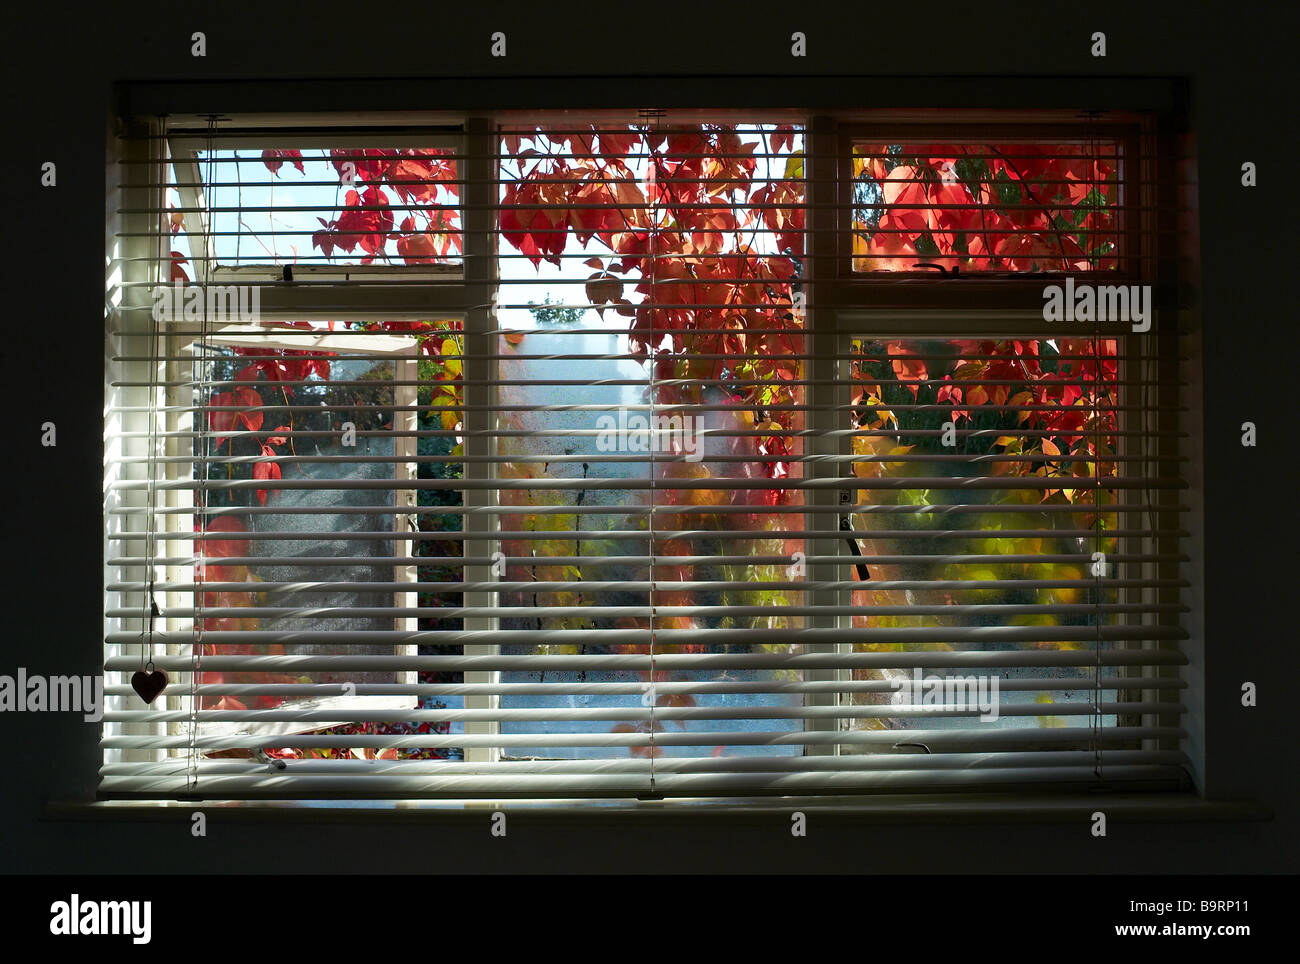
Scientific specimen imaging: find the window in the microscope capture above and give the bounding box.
[102,109,1191,800]
[848,132,1126,273]
[168,130,463,280]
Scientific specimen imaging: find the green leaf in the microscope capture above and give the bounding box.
[783,151,804,181]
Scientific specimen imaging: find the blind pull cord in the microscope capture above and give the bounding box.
[130,117,169,708]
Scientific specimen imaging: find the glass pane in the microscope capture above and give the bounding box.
[495,314,650,759]
[176,145,462,269]
[843,335,1122,741]
[851,141,1121,272]
[194,345,400,691]
[188,322,464,762]
[495,121,809,760]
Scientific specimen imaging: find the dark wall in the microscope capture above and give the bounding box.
[2,0,1294,873]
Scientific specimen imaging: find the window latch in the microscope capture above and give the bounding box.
[254,748,288,771]
[913,263,960,277]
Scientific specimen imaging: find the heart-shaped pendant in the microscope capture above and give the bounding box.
[130,668,168,704]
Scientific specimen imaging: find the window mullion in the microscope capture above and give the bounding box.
[804,114,844,756]
[393,351,420,705]
[460,117,500,765]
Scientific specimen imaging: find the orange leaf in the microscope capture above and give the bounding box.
[887,342,928,397]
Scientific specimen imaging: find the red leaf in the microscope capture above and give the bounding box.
[261,149,304,175]
[330,148,395,185]
[204,515,248,559]
[330,186,393,258]
[208,387,263,441]
[597,130,640,161]
[253,459,281,505]
[395,215,441,264]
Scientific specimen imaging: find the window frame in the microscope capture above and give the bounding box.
[105,107,1192,796]
[829,118,1146,308]
[830,312,1174,755]
[166,127,467,285]
[173,324,425,746]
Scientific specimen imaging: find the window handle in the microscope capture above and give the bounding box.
[839,513,871,581]
[255,748,288,770]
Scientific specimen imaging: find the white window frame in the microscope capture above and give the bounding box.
[830,311,1168,753]
[167,129,466,285]
[105,109,1188,793]
[109,116,501,769]
[173,324,423,745]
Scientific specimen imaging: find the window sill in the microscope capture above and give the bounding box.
[44,792,1271,827]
